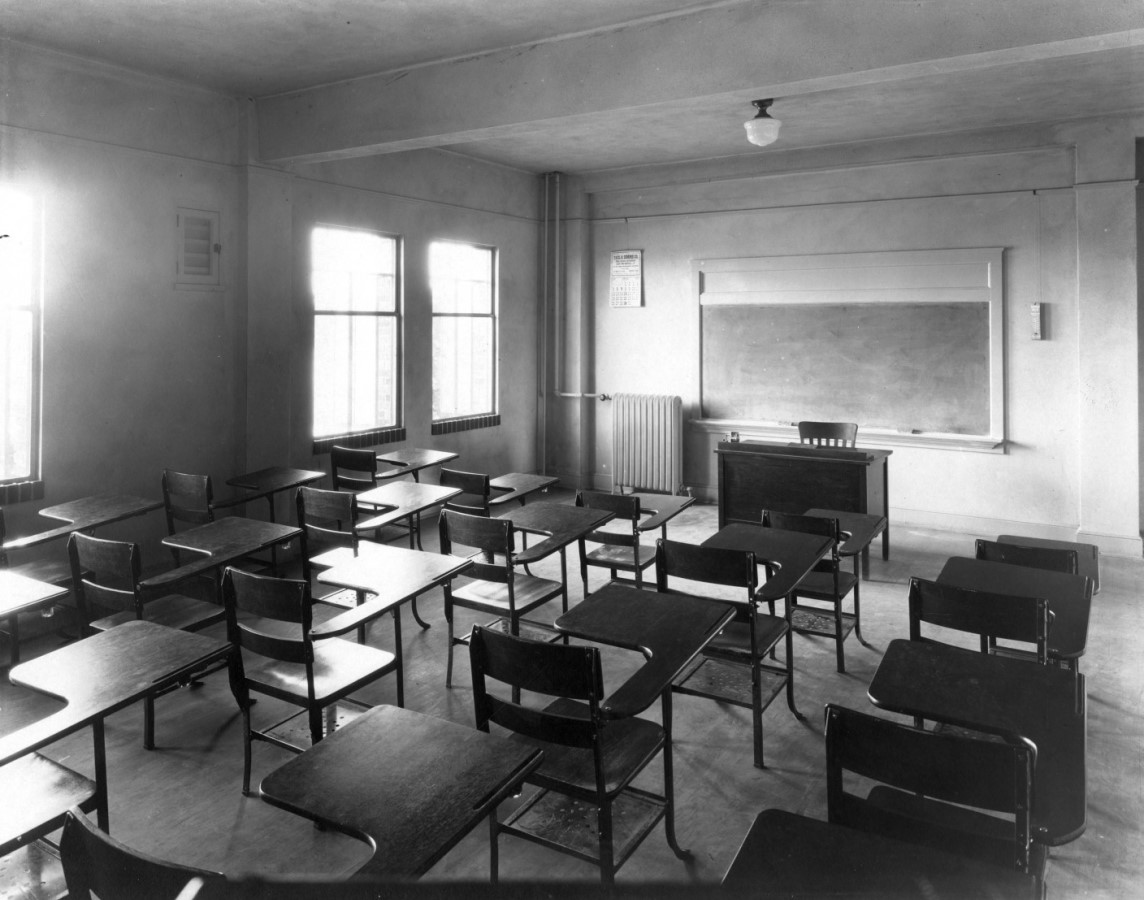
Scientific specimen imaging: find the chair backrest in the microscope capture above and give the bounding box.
[439,509,515,584]
[162,469,214,533]
[824,703,1036,873]
[222,566,314,675]
[974,538,1079,574]
[798,421,857,448]
[762,510,843,570]
[470,624,604,751]
[908,576,1052,663]
[296,486,359,579]
[60,807,223,900]
[67,531,143,625]
[655,538,757,625]
[329,445,379,493]
[576,490,642,547]
[440,467,492,516]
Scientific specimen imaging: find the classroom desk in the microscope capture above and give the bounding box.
[0,621,235,833]
[312,545,472,706]
[868,638,1086,846]
[3,493,162,551]
[226,466,324,522]
[0,571,69,666]
[937,556,1092,665]
[554,582,735,720]
[626,492,696,540]
[258,704,543,880]
[375,448,459,482]
[354,481,461,549]
[998,533,1101,594]
[499,502,614,568]
[140,518,301,591]
[488,472,559,508]
[701,523,834,604]
[723,808,1039,896]
[805,507,887,580]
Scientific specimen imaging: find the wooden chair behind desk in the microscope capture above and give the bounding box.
[975,538,1079,574]
[656,538,799,769]
[469,624,689,885]
[798,420,857,448]
[575,490,654,595]
[440,467,492,516]
[68,531,226,749]
[60,807,224,900]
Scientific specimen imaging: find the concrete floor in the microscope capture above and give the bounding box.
[2,494,1142,898]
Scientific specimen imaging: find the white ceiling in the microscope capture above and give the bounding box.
[3,0,1143,174]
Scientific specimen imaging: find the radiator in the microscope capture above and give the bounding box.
[612,393,683,494]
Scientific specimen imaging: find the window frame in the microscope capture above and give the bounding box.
[309,224,406,454]
[0,188,45,504]
[429,239,500,435]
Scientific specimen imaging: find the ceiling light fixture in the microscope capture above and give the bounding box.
[744,99,781,147]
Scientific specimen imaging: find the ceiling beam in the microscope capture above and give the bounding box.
[255,1,1144,164]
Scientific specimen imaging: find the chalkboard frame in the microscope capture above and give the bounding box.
[694,248,1005,447]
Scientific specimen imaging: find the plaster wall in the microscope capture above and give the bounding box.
[579,131,1140,553]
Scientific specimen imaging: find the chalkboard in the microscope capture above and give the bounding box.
[695,249,1004,439]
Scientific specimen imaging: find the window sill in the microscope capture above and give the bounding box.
[0,479,45,505]
[313,426,406,455]
[432,414,500,436]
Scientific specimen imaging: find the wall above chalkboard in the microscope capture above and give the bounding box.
[694,248,1005,448]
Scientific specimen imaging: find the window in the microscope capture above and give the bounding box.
[311,226,403,452]
[0,188,43,502]
[430,241,499,434]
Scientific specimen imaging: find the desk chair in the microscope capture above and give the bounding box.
[222,567,398,794]
[975,538,1079,573]
[68,531,226,749]
[822,704,1046,896]
[909,576,1052,664]
[60,808,223,900]
[469,625,688,885]
[1,506,78,662]
[440,467,492,516]
[161,469,215,564]
[762,510,861,673]
[329,445,379,494]
[656,538,799,768]
[438,510,565,693]
[575,490,654,596]
[797,420,857,448]
[296,485,397,643]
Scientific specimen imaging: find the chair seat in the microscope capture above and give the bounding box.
[89,594,225,633]
[584,544,651,571]
[704,616,788,659]
[512,697,666,798]
[792,569,858,600]
[450,572,564,615]
[243,638,397,704]
[0,753,97,855]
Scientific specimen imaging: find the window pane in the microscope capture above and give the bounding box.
[0,310,33,480]
[433,317,493,419]
[312,227,396,313]
[429,242,492,314]
[314,316,397,438]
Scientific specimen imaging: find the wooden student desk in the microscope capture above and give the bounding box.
[488,472,559,508]
[868,638,1086,846]
[937,556,1092,665]
[0,621,235,834]
[226,466,324,522]
[0,571,69,666]
[375,448,459,482]
[998,533,1101,594]
[258,704,543,880]
[312,544,473,707]
[2,493,162,552]
[715,441,891,562]
[701,523,834,605]
[554,582,735,720]
[499,502,614,567]
[140,518,301,591]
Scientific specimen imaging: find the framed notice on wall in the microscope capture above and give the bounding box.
[609,250,643,308]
